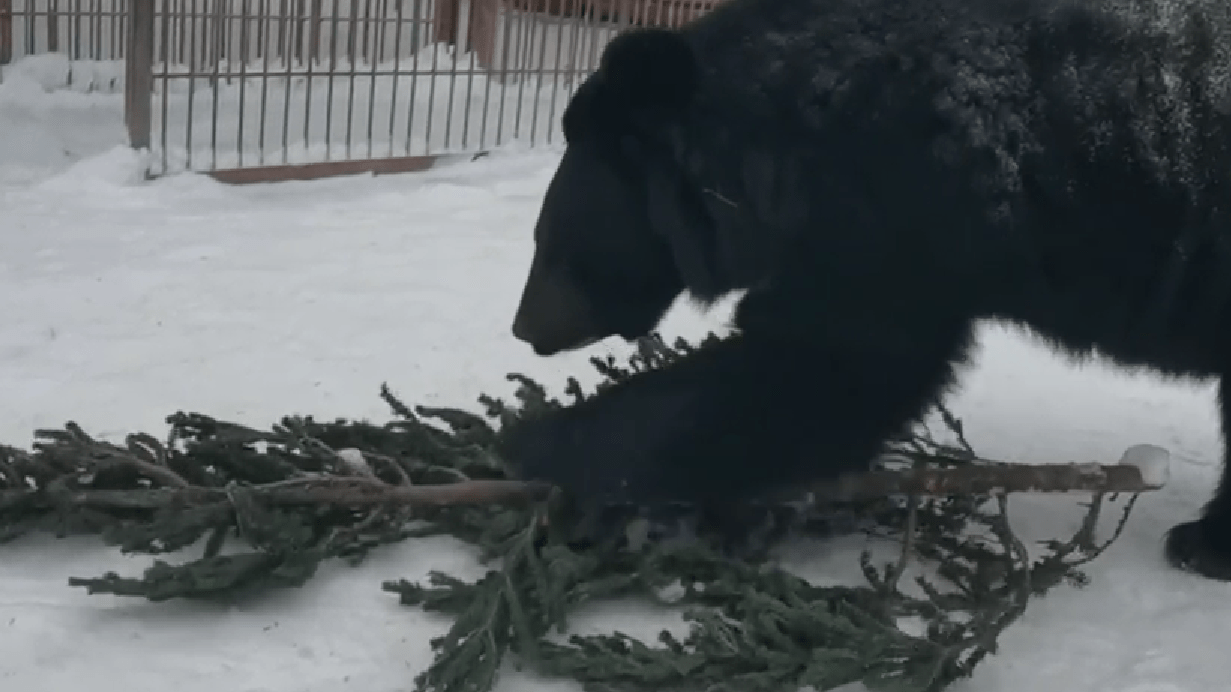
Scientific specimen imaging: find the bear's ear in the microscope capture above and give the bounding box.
[597,28,698,117]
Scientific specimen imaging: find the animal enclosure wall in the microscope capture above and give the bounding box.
[0,0,720,180]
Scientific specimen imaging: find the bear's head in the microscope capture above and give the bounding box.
[510,28,713,356]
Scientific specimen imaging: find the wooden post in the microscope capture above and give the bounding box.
[435,0,501,70]
[124,0,155,151]
[0,0,12,65]
[435,0,459,45]
[468,0,498,68]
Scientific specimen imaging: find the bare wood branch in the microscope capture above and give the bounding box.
[0,447,1168,517]
[91,454,191,489]
[0,476,554,513]
[256,476,554,506]
[803,456,1166,503]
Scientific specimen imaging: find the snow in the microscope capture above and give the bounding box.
[1120,444,1173,489]
[2,56,1231,692]
[336,448,376,477]
[0,56,129,186]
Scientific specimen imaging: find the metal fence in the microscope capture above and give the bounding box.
[0,0,128,91]
[1,0,719,182]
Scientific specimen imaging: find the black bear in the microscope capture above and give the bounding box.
[498,0,1231,581]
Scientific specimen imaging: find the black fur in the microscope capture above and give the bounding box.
[502,0,1231,581]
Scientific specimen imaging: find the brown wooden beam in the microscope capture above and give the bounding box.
[204,154,444,185]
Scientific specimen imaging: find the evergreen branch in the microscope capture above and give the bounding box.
[0,332,1167,692]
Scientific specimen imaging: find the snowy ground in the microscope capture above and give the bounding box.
[3,59,1231,692]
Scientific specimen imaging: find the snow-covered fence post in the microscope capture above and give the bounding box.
[123,0,154,152]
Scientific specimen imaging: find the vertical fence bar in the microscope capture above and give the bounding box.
[292,0,304,62]
[561,0,584,104]
[275,0,287,62]
[237,0,252,166]
[117,0,126,61]
[208,0,223,168]
[23,0,32,56]
[441,0,461,150]
[403,0,424,155]
[493,0,516,146]
[160,0,173,174]
[508,0,525,137]
[384,0,402,156]
[176,0,187,63]
[186,0,201,169]
[527,2,549,145]
[363,0,380,158]
[320,0,339,159]
[49,0,61,54]
[120,0,129,62]
[157,0,167,61]
[542,0,568,145]
[344,0,360,157]
[512,0,534,138]
[257,0,272,164]
[73,0,81,59]
[346,0,357,151]
[423,0,442,155]
[125,0,155,152]
[90,0,98,60]
[473,0,498,148]
[295,0,317,158]
[278,0,294,163]
[308,0,321,61]
[457,0,476,149]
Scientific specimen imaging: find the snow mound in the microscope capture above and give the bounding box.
[35,146,150,193]
[1117,443,1172,488]
[0,55,128,186]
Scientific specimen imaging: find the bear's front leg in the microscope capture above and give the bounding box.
[496,326,970,507]
[495,362,702,504]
